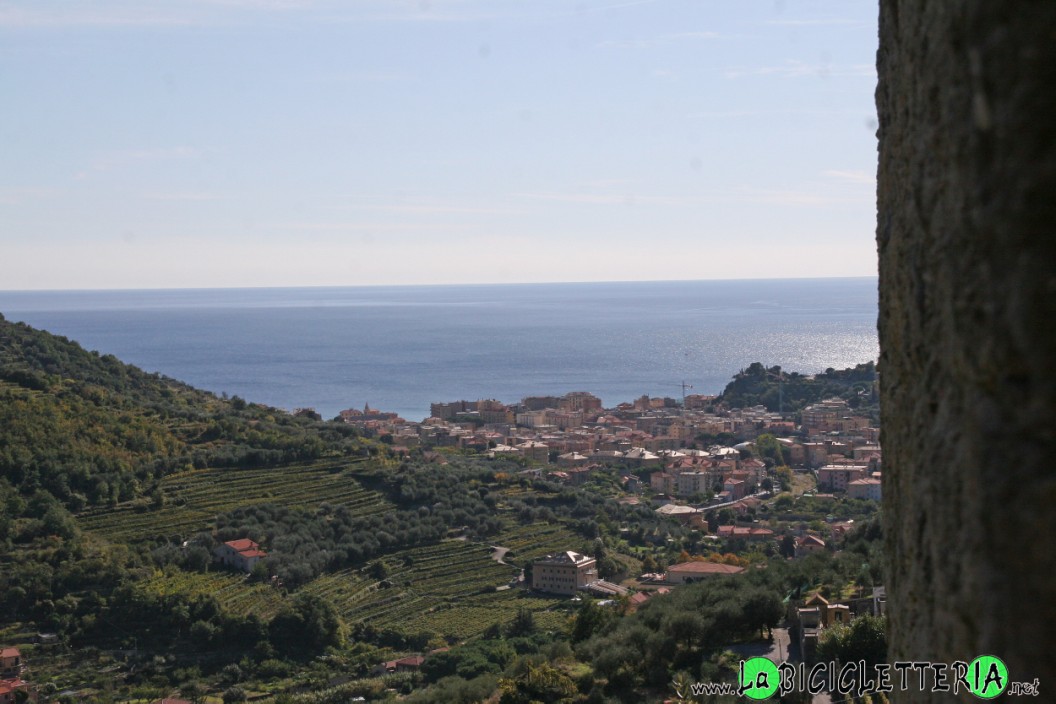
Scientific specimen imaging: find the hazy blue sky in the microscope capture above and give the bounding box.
[1,0,879,290]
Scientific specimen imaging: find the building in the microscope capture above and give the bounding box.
[516,440,550,462]
[796,593,852,662]
[715,525,775,542]
[560,391,603,412]
[214,538,267,573]
[650,471,676,494]
[816,465,868,492]
[665,561,745,584]
[0,650,21,679]
[676,471,712,497]
[723,478,747,500]
[556,451,590,468]
[532,551,597,596]
[0,679,32,704]
[655,503,698,522]
[795,534,827,557]
[847,477,882,501]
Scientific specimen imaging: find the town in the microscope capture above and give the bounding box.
[328,389,881,507]
[0,328,887,703]
[306,388,887,676]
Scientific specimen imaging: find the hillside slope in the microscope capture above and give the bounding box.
[0,313,369,512]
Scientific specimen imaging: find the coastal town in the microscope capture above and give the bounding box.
[325,389,881,507]
[0,320,888,702]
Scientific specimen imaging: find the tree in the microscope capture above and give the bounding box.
[571,600,612,643]
[269,593,344,655]
[743,590,784,638]
[774,466,794,492]
[221,686,247,704]
[506,607,536,637]
[498,662,578,704]
[816,615,887,669]
[754,434,788,466]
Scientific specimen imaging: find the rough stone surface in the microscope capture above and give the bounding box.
[877,2,1056,698]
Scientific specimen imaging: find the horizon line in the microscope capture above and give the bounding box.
[0,274,878,295]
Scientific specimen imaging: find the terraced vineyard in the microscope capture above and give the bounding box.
[304,539,568,640]
[138,537,572,641]
[408,590,571,639]
[78,459,391,541]
[492,521,587,564]
[139,569,287,619]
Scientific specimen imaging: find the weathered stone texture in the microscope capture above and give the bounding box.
[877,1,1056,698]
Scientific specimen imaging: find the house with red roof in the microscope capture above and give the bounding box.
[0,678,32,704]
[0,649,22,679]
[214,538,267,573]
[795,534,827,558]
[715,525,775,542]
[665,561,745,584]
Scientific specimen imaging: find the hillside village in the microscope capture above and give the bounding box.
[0,315,885,704]
[310,389,887,685]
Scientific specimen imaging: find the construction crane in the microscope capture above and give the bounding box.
[679,381,693,409]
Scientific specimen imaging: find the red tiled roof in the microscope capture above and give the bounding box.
[667,561,745,575]
[0,680,26,696]
[224,538,258,552]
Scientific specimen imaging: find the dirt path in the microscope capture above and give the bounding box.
[490,545,510,565]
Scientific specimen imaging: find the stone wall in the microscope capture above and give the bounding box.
[877,2,1056,698]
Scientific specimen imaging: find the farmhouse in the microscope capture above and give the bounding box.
[0,649,22,679]
[0,679,31,704]
[795,534,827,558]
[214,538,267,573]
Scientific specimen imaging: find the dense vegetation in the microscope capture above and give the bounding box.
[719,361,878,414]
[0,314,369,515]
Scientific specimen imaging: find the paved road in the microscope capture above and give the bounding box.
[726,628,830,703]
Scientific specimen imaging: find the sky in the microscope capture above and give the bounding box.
[0,0,879,290]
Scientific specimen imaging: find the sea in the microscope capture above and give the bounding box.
[0,278,878,422]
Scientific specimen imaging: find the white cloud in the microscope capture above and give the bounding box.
[823,170,876,186]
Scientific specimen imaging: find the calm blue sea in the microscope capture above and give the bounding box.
[0,278,878,422]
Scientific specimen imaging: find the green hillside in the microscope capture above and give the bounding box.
[0,315,641,696]
[0,313,369,513]
[718,360,878,414]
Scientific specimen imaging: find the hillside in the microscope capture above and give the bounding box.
[0,317,885,703]
[718,361,878,414]
[0,313,368,513]
[0,316,653,696]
